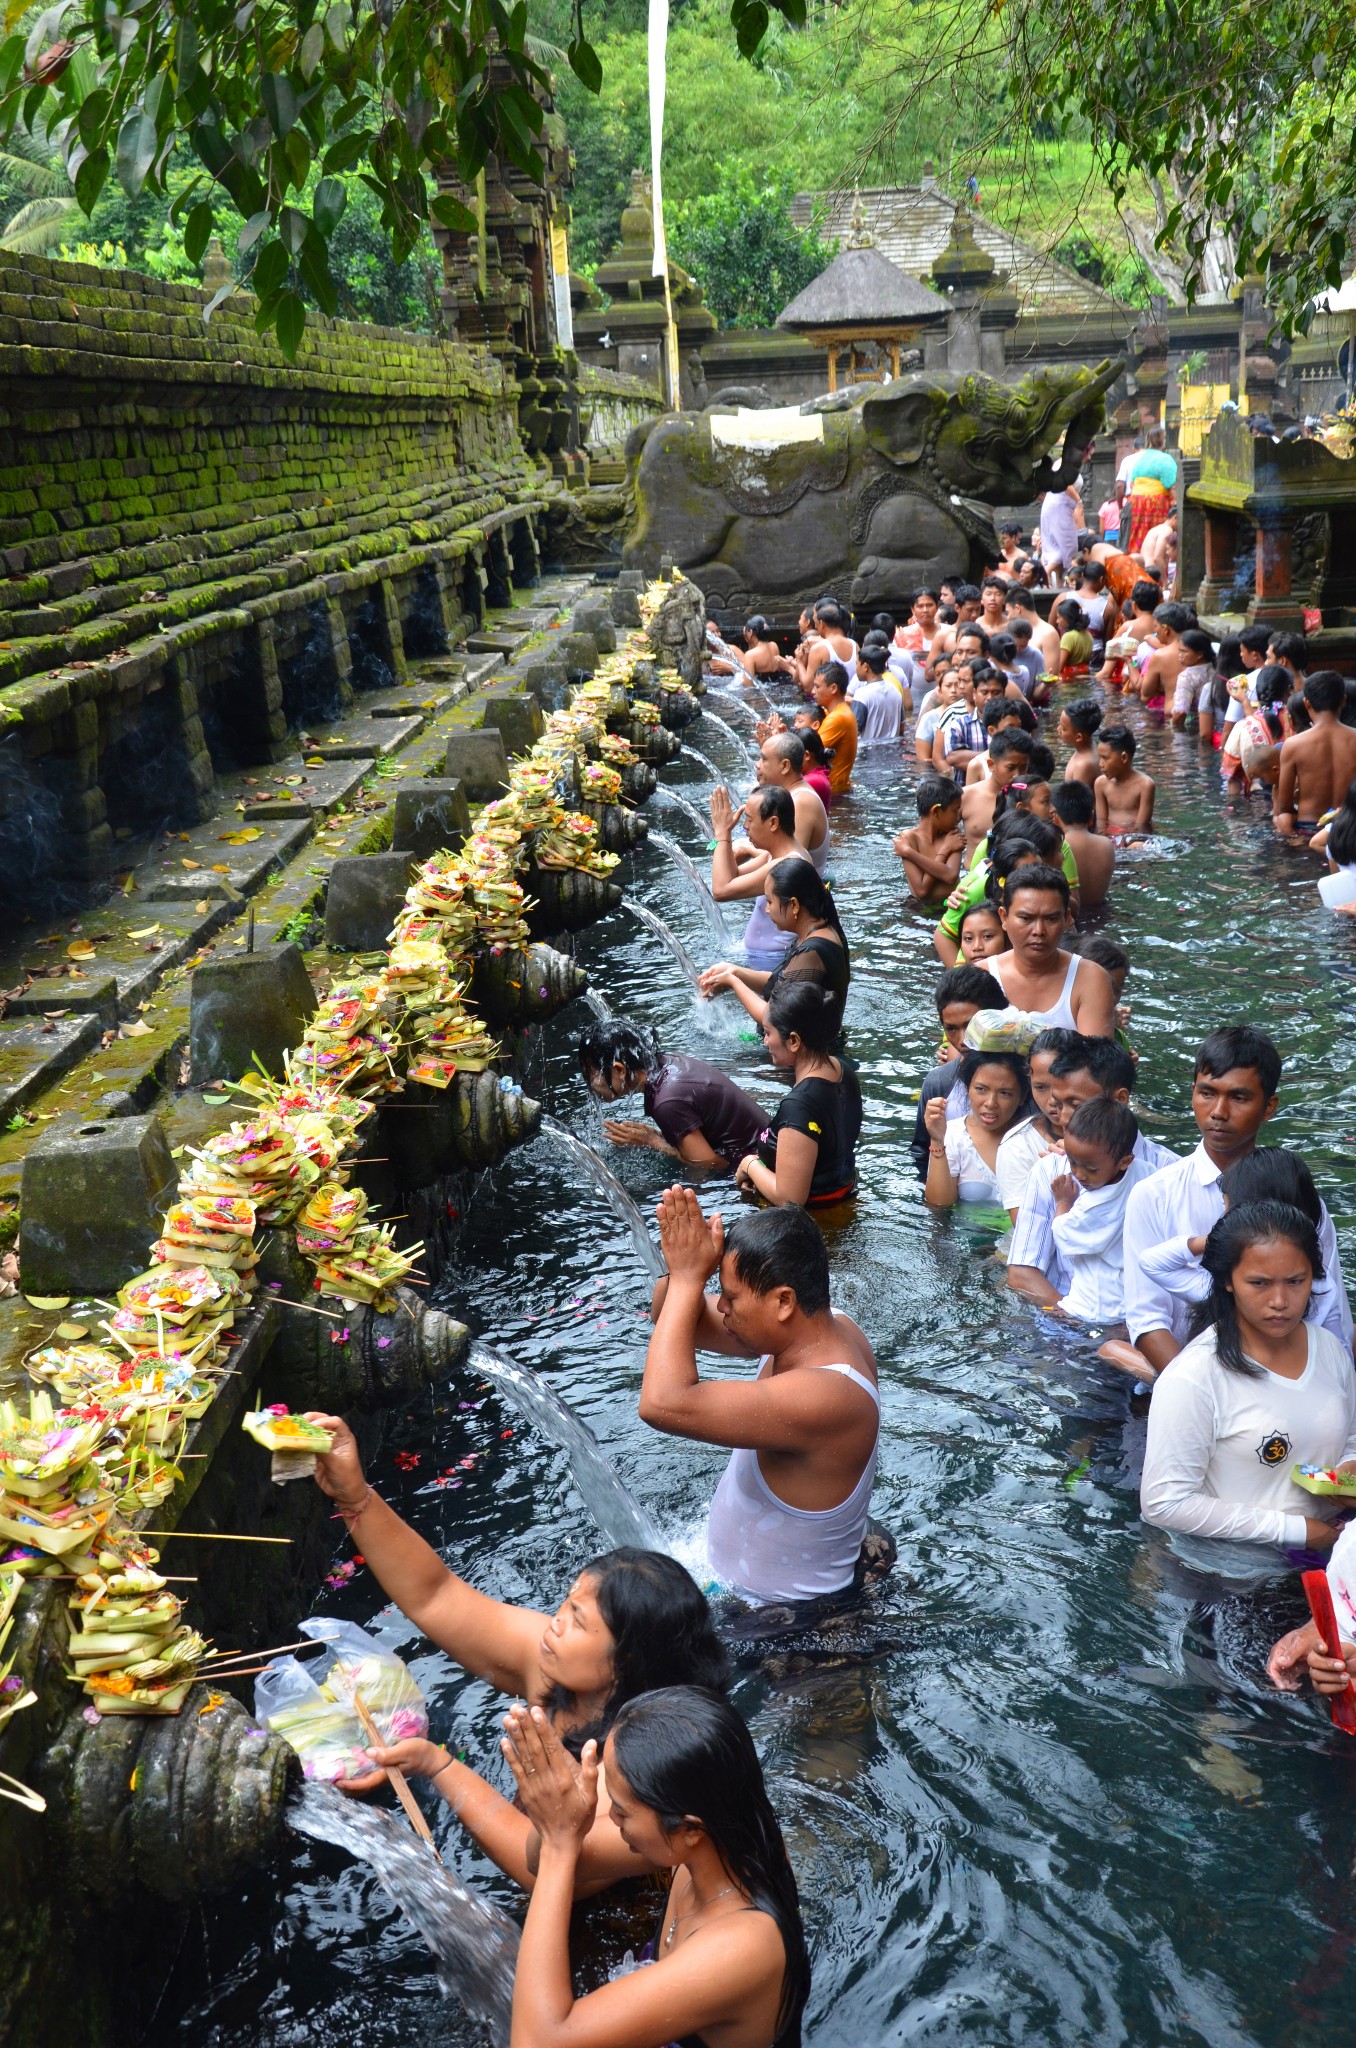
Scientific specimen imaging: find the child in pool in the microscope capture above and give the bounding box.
[1050,1098,1156,1321]
[1058,699,1102,786]
[959,900,1008,963]
[1095,726,1155,835]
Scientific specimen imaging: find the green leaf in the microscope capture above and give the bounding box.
[567,36,602,93]
[430,190,476,232]
[184,198,214,264]
[321,128,370,172]
[299,21,325,78]
[298,228,338,315]
[72,146,107,215]
[0,34,24,98]
[325,3,348,49]
[114,109,157,196]
[278,203,308,254]
[312,173,346,235]
[76,88,110,150]
[252,237,289,298]
[260,70,297,140]
[275,288,306,361]
[237,209,271,254]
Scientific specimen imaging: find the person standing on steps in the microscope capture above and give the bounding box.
[642,1191,881,1606]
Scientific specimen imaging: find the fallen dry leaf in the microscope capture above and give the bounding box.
[129,924,160,939]
[194,899,211,913]
[121,1019,153,1037]
[219,828,263,845]
[66,939,95,959]
[181,858,201,870]
[210,864,229,874]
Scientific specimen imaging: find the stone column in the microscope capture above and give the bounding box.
[1249,511,1303,627]
[1196,506,1236,615]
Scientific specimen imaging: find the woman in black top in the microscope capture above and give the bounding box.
[698,858,850,1034]
[736,981,862,1207]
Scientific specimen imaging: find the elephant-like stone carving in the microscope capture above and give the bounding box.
[624,359,1122,618]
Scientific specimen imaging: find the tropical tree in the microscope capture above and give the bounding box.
[0,128,76,251]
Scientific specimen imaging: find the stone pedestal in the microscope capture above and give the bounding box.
[324,853,414,952]
[476,688,545,754]
[189,943,317,1083]
[444,729,510,800]
[20,1112,175,1296]
[390,780,472,863]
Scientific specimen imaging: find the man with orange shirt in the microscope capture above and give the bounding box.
[812,661,858,796]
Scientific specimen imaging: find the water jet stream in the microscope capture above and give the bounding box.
[289,1781,519,2044]
[653,784,714,839]
[620,896,704,987]
[647,828,731,949]
[537,1117,665,1284]
[469,1340,665,1552]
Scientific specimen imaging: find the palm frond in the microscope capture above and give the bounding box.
[0,195,79,253]
[524,32,569,63]
[0,146,71,198]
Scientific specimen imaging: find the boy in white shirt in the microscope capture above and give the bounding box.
[1050,1098,1157,1321]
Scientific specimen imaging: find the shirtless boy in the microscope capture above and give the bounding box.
[1274,670,1356,836]
[894,774,965,900]
[1058,699,1102,786]
[960,731,1032,856]
[1051,779,1114,909]
[1095,726,1156,835]
[1003,589,1060,676]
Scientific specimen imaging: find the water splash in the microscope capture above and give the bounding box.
[288,1781,519,2044]
[538,1117,665,1283]
[579,987,613,1021]
[648,829,731,950]
[706,688,759,726]
[654,785,715,839]
[469,1341,666,1552]
[621,897,704,988]
[701,707,753,759]
[682,744,727,783]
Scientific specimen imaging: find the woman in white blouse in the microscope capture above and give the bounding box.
[924,1049,1029,1206]
[1141,1201,1356,1553]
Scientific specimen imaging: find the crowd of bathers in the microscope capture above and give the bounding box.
[291,542,1356,2048]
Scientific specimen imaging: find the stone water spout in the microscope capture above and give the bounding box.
[469,942,589,1025]
[522,864,625,935]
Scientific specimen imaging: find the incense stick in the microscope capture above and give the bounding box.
[139,1530,293,1544]
[352,1688,440,1857]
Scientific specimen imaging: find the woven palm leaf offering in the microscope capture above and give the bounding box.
[242,1403,334,1483]
[0,1392,115,1557]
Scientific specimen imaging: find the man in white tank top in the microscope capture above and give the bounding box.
[994,867,1116,1036]
[641,1190,881,1605]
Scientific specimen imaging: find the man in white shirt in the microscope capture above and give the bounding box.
[1008,1037,1177,1304]
[1120,1026,1351,1374]
[848,644,904,746]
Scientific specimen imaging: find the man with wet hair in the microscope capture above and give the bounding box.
[644,1189,881,1604]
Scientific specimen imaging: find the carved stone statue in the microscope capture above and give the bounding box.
[647,577,706,686]
[623,359,1122,615]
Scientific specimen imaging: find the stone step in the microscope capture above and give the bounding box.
[297,714,424,761]
[238,759,375,820]
[0,1012,103,1123]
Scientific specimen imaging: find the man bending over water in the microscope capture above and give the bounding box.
[642,1191,880,1606]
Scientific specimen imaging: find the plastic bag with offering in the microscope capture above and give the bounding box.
[961,1008,1044,1056]
[254,1618,428,1781]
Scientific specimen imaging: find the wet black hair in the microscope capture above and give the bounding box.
[1326,774,1356,867]
[870,611,897,636]
[984,822,1062,903]
[1252,664,1291,712]
[1065,1095,1138,1158]
[552,1552,730,1752]
[1179,628,1216,660]
[744,615,779,643]
[1007,616,1033,640]
[1131,580,1161,612]
[1064,697,1102,740]
[751,784,796,835]
[1190,1201,1323,1378]
[1154,601,1195,634]
[935,963,1005,1016]
[857,643,889,676]
[957,624,991,651]
[1286,689,1312,733]
[767,856,850,964]
[1220,1147,1323,1227]
[724,1204,831,1316]
[797,722,829,765]
[1195,1024,1282,1100]
[1003,859,1071,912]
[609,1687,812,2048]
[1079,560,1106,587]
[953,583,982,606]
[1098,724,1136,759]
[912,586,939,605]
[1050,1033,1135,1096]
[982,574,1010,594]
[816,600,847,630]
[577,1017,659,1088]
[817,660,850,697]
[1215,633,1244,678]
[959,900,1005,943]
[1051,779,1094,827]
[1027,741,1056,780]
[956,1047,1031,1102]
[1029,1025,1080,1063]
[916,772,961,818]
[986,715,1032,749]
[766,978,842,1055]
[1269,631,1308,669]
[1054,599,1090,632]
[1303,668,1345,715]
[1239,624,1273,657]
[989,632,1018,665]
